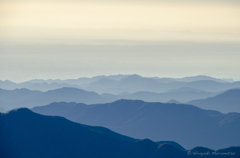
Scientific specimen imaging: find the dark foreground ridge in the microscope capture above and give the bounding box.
[0,108,240,158]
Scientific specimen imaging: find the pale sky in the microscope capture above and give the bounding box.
[1,0,240,42]
[0,0,240,82]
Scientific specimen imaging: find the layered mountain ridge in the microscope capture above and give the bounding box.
[32,99,240,149]
[1,108,239,158]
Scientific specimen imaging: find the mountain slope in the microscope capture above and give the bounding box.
[0,108,188,158]
[118,90,219,103]
[32,100,240,150]
[0,88,41,103]
[1,108,239,158]
[187,89,240,113]
[165,87,206,93]
[0,88,108,110]
[167,99,182,104]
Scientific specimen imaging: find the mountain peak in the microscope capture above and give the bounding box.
[167,99,182,104]
[4,108,36,118]
[112,99,145,105]
[7,108,32,114]
[121,74,143,80]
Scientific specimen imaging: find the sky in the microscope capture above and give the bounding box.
[0,0,240,82]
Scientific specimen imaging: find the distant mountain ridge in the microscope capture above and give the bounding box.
[1,75,238,93]
[27,74,236,84]
[32,99,240,150]
[165,87,206,93]
[1,108,239,158]
[0,80,81,91]
[0,87,223,110]
[118,90,219,103]
[169,75,234,83]
[0,87,105,110]
[28,74,129,85]
[2,87,238,111]
[187,89,240,113]
[82,76,240,94]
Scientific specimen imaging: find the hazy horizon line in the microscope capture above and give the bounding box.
[1,74,238,83]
